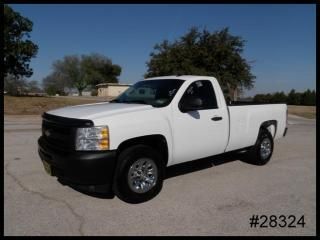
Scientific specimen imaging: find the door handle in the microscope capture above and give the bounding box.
[211,116,223,121]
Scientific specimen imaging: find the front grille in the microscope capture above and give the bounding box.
[42,120,74,149]
[41,113,94,151]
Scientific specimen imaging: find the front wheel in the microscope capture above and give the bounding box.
[248,128,274,165]
[113,144,165,204]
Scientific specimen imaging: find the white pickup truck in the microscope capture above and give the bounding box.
[38,75,288,203]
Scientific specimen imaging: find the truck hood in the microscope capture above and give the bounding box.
[46,102,154,120]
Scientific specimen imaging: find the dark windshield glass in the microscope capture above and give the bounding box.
[110,79,184,107]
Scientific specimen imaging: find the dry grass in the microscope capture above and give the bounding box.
[4,96,107,115]
[4,96,316,119]
[288,105,316,119]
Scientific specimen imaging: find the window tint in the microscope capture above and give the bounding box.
[111,79,184,107]
[180,80,218,110]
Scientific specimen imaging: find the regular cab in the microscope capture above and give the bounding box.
[38,75,288,203]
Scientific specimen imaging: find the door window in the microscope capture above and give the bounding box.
[179,80,218,111]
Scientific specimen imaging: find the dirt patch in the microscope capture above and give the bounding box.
[4,96,109,115]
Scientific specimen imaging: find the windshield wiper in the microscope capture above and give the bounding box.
[110,99,154,106]
[109,99,121,103]
[126,100,149,105]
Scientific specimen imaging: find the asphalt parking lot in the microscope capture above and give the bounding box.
[4,114,316,236]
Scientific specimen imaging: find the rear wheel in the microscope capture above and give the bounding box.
[113,144,164,204]
[248,128,274,165]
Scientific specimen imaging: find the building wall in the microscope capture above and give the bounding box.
[98,85,130,97]
[108,85,130,97]
[98,88,108,97]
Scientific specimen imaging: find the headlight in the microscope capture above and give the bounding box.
[75,126,109,151]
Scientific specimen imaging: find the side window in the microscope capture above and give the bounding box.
[180,80,218,110]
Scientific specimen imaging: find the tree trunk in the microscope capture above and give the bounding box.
[232,88,238,101]
[226,83,238,101]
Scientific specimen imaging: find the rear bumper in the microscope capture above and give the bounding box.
[283,127,288,137]
[38,136,117,193]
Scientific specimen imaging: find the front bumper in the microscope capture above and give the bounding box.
[38,136,117,193]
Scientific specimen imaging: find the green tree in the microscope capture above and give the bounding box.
[63,55,87,96]
[253,94,263,103]
[310,90,316,106]
[81,53,121,86]
[145,27,255,100]
[4,5,38,79]
[301,89,314,106]
[45,85,58,96]
[43,53,121,96]
[26,80,41,93]
[287,89,301,105]
[42,72,68,96]
[4,75,28,95]
[253,93,273,103]
[271,91,287,103]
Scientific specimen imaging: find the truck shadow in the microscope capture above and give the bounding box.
[59,181,116,199]
[165,151,251,179]
[63,151,253,199]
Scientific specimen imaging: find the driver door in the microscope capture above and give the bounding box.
[171,80,229,164]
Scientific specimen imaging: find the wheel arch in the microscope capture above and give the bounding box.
[260,120,277,138]
[116,134,169,166]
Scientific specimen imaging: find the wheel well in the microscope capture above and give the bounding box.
[260,120,277,138]
[116,135,169,166]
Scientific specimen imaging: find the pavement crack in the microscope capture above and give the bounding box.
[4,161,85,236]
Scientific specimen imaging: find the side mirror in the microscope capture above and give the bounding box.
[180,97,203,113]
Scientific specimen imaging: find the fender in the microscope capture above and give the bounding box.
[260,120,278,138]
[92,107,173,165]
[116,134,169,166]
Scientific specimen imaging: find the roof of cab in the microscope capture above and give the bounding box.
[144,75,217,82]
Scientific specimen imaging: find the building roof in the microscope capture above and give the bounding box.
[96,83,132,87]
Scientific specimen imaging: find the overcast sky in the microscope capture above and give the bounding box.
[11,4,316,96]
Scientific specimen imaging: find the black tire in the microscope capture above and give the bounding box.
[248,128,274,165]
[113,144,165,204]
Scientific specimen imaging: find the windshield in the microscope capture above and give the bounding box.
[110,79,184,107]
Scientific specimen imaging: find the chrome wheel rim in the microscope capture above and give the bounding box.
[260,138,272,159]
[128,158,158,194]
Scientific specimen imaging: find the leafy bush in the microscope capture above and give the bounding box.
[253,89,315,105]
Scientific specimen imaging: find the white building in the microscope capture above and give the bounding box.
[66,87,92,96]
[96,83,131,97]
